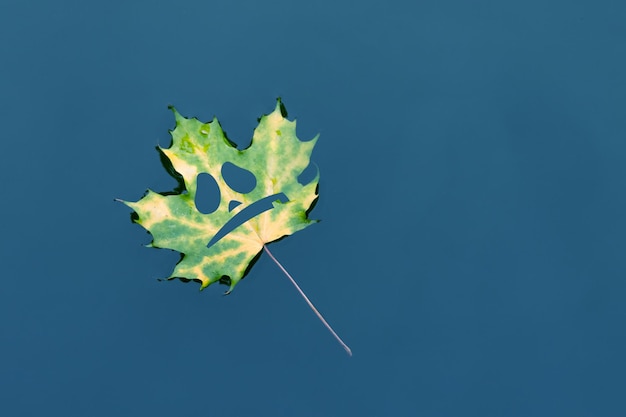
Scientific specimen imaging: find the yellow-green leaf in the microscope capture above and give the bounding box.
[119,99,319,292]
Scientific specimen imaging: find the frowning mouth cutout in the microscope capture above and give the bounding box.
[205,192,289,249]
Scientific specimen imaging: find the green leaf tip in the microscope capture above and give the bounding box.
[274,97,288,118]
[118,101,320,292]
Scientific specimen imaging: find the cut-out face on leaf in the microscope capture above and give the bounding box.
[120,100,319,292]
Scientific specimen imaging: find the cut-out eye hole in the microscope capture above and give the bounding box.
[221,162,256,194]
[195,173,220,214]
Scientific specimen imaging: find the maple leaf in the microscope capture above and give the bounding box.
[118,99,351,355]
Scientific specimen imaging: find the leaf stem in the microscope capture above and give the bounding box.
[263,245,352,356]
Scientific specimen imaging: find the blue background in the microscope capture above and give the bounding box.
[2,0,626,416]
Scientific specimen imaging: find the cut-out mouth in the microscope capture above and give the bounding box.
[206,193,289,249]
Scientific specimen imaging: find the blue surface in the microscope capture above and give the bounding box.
[2,0,626,416]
